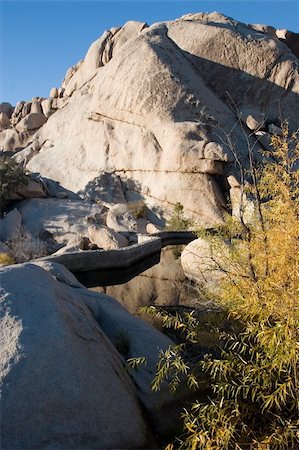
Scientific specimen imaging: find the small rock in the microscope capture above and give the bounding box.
[0,102,14,118]
[146,222,162,234]
[49,87,58,99]
[78,236,91,250]
[268,124,283,136]
[88,224,129,250]
[227,175,241,188]
[0,112,11,130]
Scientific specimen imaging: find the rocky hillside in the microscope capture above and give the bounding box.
[1,12,298,227]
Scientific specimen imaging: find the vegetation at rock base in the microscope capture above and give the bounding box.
[142,124,299,449]
[0,156,28,215]
[167,203,193,231]
[0,253,15,266]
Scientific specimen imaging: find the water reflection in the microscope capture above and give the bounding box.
[78,246,200,314]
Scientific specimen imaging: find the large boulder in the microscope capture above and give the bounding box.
[0,129,21,152]
[16,112,47,132]
[106,203,138,232]
[0,102,14,118]
[25,13,299,227]
[15,198,106,244]
[0,209,23,242]
[181,237,230,291]
[0,263,156,449]
[87,224,129,249]
[0,112,11,131]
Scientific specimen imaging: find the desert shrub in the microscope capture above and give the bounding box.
[8,232,48,263]
[0,156,29,215]
[128,200,147,219]
[143,124,299,449]
[167,203,193,231]
[0,253,15,266]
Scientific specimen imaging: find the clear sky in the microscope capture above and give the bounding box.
[1,0,298,105]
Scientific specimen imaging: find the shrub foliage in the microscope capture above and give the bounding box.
[144,124,299,449]
[0,157,28,215]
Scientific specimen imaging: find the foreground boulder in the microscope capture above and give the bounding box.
[0,263,157,449]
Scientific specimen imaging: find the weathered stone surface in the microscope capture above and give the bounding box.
[230,187,255,224]
[268,123,283,135]
[16,198,104,244]
[181,237,230,290]
[0,209,23,242]
[0,112,11,130]
[16,112,47,132]
[79,172,127,204]
[0,129,21,151]
[0,102,14,118]
[25,13,299,227]
[0,263,154,449]
[8,178,47,201]
[240,108,265,131]
[30,100,42,114]
[276,29,299,58]
[106,203,138,232]
[41,98,53,117]
[49,86,58,98]
[88,224,129,249]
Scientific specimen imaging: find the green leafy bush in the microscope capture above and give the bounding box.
[167,203,193,231]
[0,157,28,215]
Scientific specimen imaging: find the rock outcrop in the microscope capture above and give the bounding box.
[2,13,298,227]
[20,13,298,227]
[0,263,158,449]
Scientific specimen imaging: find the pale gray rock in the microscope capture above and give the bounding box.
[26,13,299,227]
[276,29,299,58]
[0,263,154,449]
[230,187,255,224]
[12,144,39,165]
[106,203,138,232]
[0,129,21,152]
[146,222,163,234]
[88,224,129,249]
[255,131,273,151]
[16,112,47,132]
[240,108,265,131]
[0,209,23,242]
[0,112,11,130]
[181,237,230,290]
[30,100,42,114]
[32,260,84,287]
[268,123,283,135]
[79,172,127,204]
[49,86,58,98]
[8,178,47,201]
[0,102,14,118]
[16,198,104,244]
[41,98,53,117]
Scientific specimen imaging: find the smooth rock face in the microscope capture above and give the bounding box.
[181,237,230,290]
[15,198,105,244]
[0,264,154,449]
[87,224,129,249]
[0,129,21,152]
[0,102,14,118]
[8,178,47,201]
[0,112,11,130]
[24,13,299,226]
[16,112,47,132]
[106,203,138,232]
[0,209,23,242]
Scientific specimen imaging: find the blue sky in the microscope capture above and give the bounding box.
[1,0,298,105]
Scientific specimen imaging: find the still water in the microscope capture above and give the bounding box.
[77,246,201,314]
